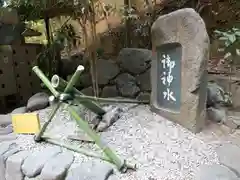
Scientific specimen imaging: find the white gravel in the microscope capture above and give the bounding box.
[15,104,229,180]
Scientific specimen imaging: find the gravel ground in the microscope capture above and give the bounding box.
[15,104,230,180]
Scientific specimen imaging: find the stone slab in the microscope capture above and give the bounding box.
[65,161,113,180]
[22,146,61,178]
[40,152,74,180]
[196,164,240,180]
[217,144,240,176]
[0,144,19,180]
[6,150,29,180]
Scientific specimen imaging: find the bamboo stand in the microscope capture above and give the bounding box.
[32,65,148,173]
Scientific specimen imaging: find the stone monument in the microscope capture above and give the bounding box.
[150,8,209,133]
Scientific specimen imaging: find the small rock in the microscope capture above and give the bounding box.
[117,48,152,74]
[22,146,62,178]
[0,144,19,180]
[115,73,140,97]
[217,144,240,176]
[65,161,113,180]
[6,151,29,180]
[26,92,49,112]
[40,152,74,180]
[0,133,17,142]
[136,69,151,91]
[101,85,119,98]
[0,125,13,135]
[137,92,150,101]
[11,106,27,114]
[196,164,239,180]
[206,107,227,123]
[0,114,12,127]
[96,59,120,85]
[96,107,123,132]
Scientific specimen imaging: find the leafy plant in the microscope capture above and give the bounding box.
[214,27,240,63]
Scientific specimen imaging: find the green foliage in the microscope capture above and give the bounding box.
[214,27,240,63]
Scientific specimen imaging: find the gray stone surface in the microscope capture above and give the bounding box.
[101,85,119,97]
[0,143,19,180]
[0,125,13,135]
[196,164,239,180]
[24,176,41,180]
[136,69,151,92]
[40,152,74,180]
[117,48,152,74]
[0,133,17,142]
[217,144,240,176]
[150,8,209,133]
[6,150,29,180]
[115,73,140,97]
[206,107,227,123]
[11,106,27,114]
[65,161,113,180]
[0,142,16,155]
[0,114,12,127]
[27,92,49,112]
[96,106,123,132]
[22,146,62,178]
[81,87,95,96]
[137,92,150,101]
[96,59,120,85]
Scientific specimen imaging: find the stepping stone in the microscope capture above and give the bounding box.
[0,143,19,180]
[6,151,29,180]
[217,144,240,176]
[40,152,74,180]
[65,161,113,180]
[22,146,61,178]
[196,164,240,180]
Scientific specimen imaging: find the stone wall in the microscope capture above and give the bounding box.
[61,48,152,101]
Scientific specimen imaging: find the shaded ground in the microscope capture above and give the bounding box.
[14,104,240,180]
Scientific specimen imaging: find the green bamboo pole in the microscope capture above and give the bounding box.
[34,103,61,142]
[68,105,137,171]
[32,66,59,97]
[33,65,85,142]
[42,135,112,162]
[75,95,149,104]
[51,75,106,116]
[63,65,85,93]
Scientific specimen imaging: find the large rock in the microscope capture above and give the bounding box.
[96,59,120,85]
[137,92,150,101]
[40,152,74,180]
[196,164,239,180]
[6,151,29,180]
[150,8,209,133]
[136,69,151,92]
[26,92,49,112]
[217,144,240,176]
[22,147,61,178]
[115,73,140,97]
[206,107,227,123]
[65,161,113,180]
[101,85,119,97]
[117,48,152,74]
